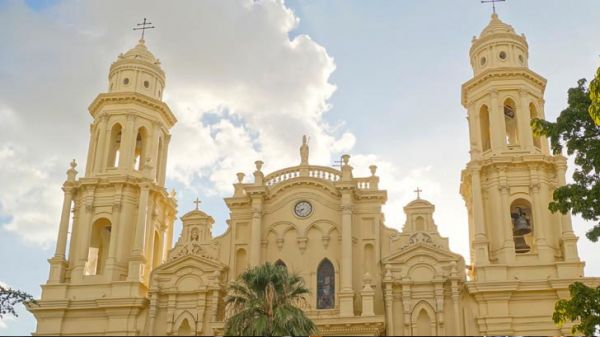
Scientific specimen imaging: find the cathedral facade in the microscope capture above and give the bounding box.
[29,14,599,336]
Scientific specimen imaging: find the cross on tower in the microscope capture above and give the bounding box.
[414,187,423,200]
[133,18,155,40]
[481,0,506,14]
[193,197,201,210]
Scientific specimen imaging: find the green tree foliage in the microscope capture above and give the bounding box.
[0,285,35,319]
[224,263,317,336]
[531,78,600,242]
[553,282,600,335]
[589,66,600,125]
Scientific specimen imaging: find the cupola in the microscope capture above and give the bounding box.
[470,14,529,75]
[108,39,166,100]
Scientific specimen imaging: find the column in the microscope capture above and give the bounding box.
[93,116,109,173]
[498,166,516,263]
[105,184,123,280]
[529,164,553,261]
[48,186,74,283]
[119,115,136,171]
[538,98,551,155]
[518,89,534,150]
[384,282,394,336]
[467,103,482,158]
[451,280,461,335]
[71,185,95,282]
[489,90,505,150]
[128,183,150,282]
[470,167,490,266]
[249,198,262,267]
[339,191,354,317]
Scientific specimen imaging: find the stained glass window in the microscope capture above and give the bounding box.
[317,258,335,309]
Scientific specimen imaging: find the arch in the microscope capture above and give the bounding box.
[503,98,519,146]
[84,218,112,276]
[412,301,436,336]
[304,219,339,238]
[479,105,491,151]
[408,263,436,282]
[316,258,335,309]
[415,216,425,231]
[107,123,122,168]
[174,311,196,336]
[363,243,375,276]
[235,248,247,277]
[510,198,534,254]
[133,127,148,171]
[529,103,542,149]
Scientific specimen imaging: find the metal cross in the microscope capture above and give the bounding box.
[133,18,155,40]
[414,187,423,199]
[332,156,344,170]
[481,0,506,14]
[193,197,201,210]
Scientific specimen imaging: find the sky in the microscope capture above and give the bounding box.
[1,0,599,335]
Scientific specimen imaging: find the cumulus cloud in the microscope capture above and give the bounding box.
[0,0,351,245]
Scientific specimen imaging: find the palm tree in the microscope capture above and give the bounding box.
[224,262,318,336]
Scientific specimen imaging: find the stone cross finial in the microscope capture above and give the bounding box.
[414,187,423,199]
[481,0,506,14]
[193,197,201,210]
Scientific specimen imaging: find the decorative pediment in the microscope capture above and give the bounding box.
[382,242,462,265]
[155,253,226,276]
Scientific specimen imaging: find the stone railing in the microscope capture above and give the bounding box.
[355,177,372,190]
[265,165,341,188]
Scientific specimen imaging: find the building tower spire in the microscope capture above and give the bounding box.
[460,13,583,280]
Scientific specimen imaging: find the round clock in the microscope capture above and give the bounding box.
[294,201,313,218]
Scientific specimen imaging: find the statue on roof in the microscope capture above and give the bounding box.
[300,135,309,166]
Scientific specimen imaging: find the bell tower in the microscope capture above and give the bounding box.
[460,14,583,282]
[35,35,179,333]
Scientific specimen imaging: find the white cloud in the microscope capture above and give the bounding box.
[0,0,349,245]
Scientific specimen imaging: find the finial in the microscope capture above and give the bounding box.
[369,165,377,177]
[341,154,350,166]
[481,0,506,15]
[236,172,245,183]
[414,187,423,199]
[133,18,155,41]
[300,135,309,166]
[169,188,177,199]
[66,159,78,182]
[193,197,201,210]
[255,160,263,172]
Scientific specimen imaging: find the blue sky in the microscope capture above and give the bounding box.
[1,1,599,335]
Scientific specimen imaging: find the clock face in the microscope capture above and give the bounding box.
[294,201,313,218]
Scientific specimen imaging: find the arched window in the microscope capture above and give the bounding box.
[133,127,148,171]
[510,199,534,254]
[107,124,122,168]
[504,99,519,146]
[156,137,163,181]
[235,248,247,277]
[479,105,491,151]
[177,318,193,336]
[530,103,542,149]
[317,258,335,309]
[84,218,111,276]
[415,216,425,231]
[275,259,287,271]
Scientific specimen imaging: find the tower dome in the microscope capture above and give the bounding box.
[469,14,529,75]
[108,39,166,100]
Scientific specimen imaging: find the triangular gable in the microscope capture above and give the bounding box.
[382,242,462,265]
[154,254,227,275]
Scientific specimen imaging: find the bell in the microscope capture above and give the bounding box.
[514,235,531,254]
[511,209,532,236]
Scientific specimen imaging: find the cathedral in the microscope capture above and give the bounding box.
[28,13,599,336]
